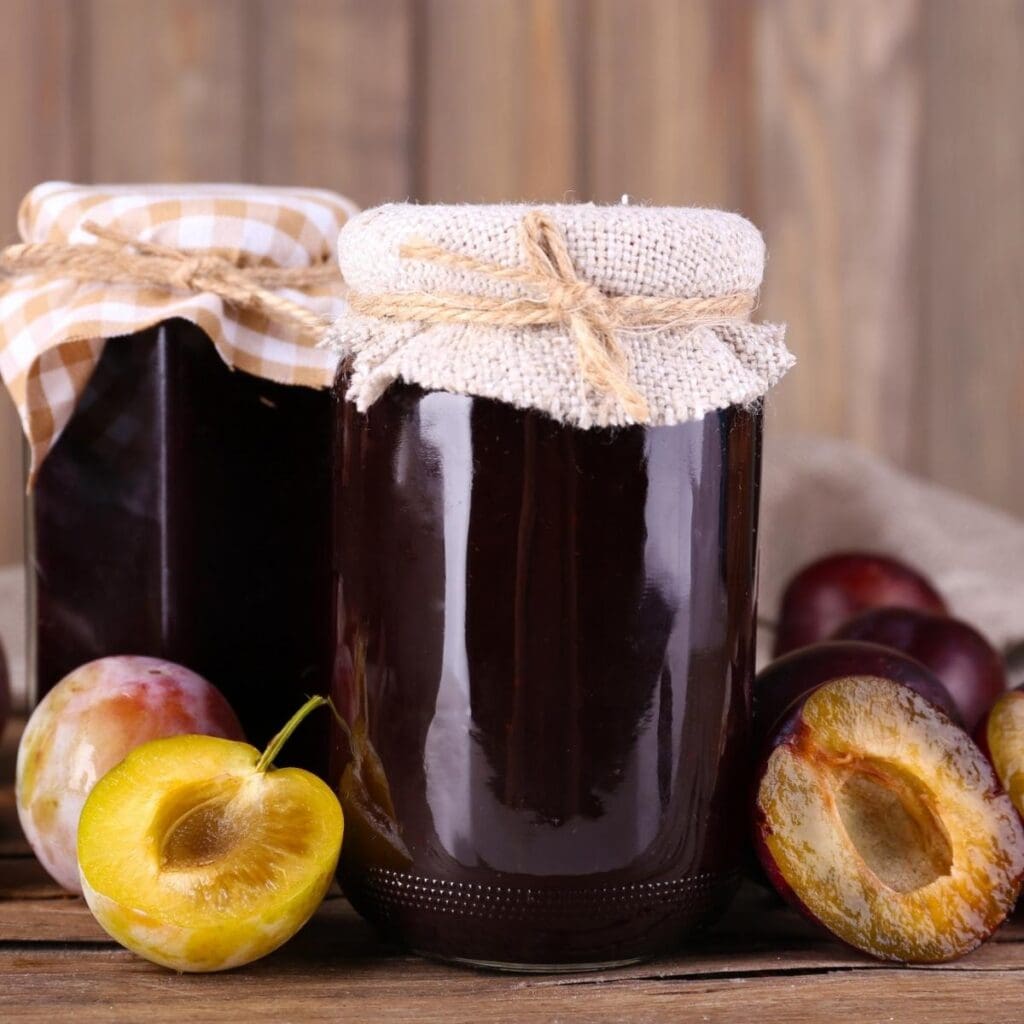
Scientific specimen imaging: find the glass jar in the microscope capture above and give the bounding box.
[331,379,762,968]
[28,319,334,755]
[1,182,355,764]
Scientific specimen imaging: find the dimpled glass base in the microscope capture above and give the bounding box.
[343,866,739,969]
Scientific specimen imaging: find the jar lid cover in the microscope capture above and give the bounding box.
[0,182,358,481]
[327,202,792,429]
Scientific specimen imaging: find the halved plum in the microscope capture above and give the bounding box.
[978,687,1024,821]
[78,697,343,972]
[754,675,1024,963]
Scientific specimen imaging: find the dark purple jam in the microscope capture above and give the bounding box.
[29,320,333,762]
[331,380,762,968]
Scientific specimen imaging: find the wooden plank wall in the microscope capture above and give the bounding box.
[0,0,1021,565]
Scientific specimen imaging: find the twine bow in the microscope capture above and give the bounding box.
[348,210,757,421]
[0,222,337,340]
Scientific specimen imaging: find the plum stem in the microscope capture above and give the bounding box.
[255,695,328,773]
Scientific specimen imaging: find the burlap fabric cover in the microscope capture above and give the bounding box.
[327,202,793,427]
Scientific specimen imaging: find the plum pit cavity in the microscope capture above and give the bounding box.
[835,763,953,893]
[156,780,248,871]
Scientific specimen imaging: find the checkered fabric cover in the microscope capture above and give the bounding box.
[0,182,358,478]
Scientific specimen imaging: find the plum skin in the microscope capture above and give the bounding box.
[834,607,1007,732]
[753,640,958,748]
[775,552,946,657]
[16,656,244,893]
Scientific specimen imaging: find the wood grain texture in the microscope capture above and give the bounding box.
[254,0,413,206]
[0,0,81,565]
[917,0,1024,515]
[1,0,1023,560]
[0,790,30,857]
[6,877,1016,964]
[0,895,105,942]
[1,703,1023,1024]
[756,0,924,466]
[85,0,250,181]
[586,0,756,209]
[2,931,1024,1024]
[418,0,583,202]
[1,865,1023,1023]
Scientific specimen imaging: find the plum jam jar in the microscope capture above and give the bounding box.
[0,182,356,754]
[326,202,793,969]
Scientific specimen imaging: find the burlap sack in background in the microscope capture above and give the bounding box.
[759,435,1024,685]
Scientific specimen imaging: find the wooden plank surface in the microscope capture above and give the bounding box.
[1,886,1022,1023]
[2,961,1024,1024]
[2,847,1023,1023]
[254,0,414,207]
[2,0,1024,558]
[0,0,81,566]
[417,0,584,202]
[85,0,251,182]
[756,0,925,467]
[586,0,756,209]
[917,0,1024,519]
[3,750,1024,1022]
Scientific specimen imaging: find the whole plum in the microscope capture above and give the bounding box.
[16,656,243,892]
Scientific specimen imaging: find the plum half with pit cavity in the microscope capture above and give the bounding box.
[753,675,1024,963]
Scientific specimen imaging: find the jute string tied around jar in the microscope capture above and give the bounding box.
[0,181,356,482]
[347,210,758,421]
[0,221,334,342]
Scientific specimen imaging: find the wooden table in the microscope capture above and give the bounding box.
[2,721,1022,1024]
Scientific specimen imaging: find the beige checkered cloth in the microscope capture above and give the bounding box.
[0,182,358,478]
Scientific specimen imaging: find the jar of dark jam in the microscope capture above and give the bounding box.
[332,383,762,967]
[328,201,790,968]
[29,320,334,754]
[0,182,354,760]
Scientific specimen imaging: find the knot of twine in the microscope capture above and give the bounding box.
[348,210,757,421]
[0,222,338,340]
